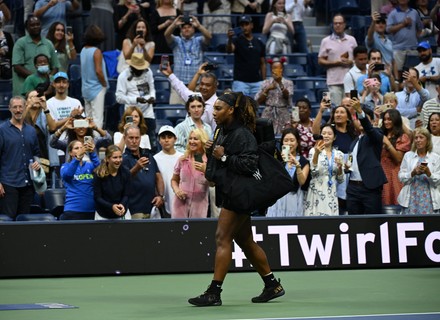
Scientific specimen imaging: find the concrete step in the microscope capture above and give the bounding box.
[303,16,316,27]
[305,25,330,35]
[308,33,328,46]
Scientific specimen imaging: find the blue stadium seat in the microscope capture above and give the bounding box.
[44,188,66,218]
[295,77,327,90]
[155,119,173,134]
[0,79,12,92]
[209,34,229,52]
[404,54,420,69]
[155,105,186,126]
[284,64,307,78]
[16,213,57,221]
[0,214,13,221]
[155,79,170,91]
[217,64,234,79]
[286,53,308,66]
[155,90,170,104]
[68,64,81,100]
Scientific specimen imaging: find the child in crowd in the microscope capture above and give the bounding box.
[153,125,183,216]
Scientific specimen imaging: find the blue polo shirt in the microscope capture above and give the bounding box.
[386,6,423,50]
[0,121,40,187]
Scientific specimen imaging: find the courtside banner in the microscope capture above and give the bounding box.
[0,215,439,277]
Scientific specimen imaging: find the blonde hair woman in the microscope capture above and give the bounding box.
[171,128,209,218]
[398,127,440,214]
[93,145,131,219]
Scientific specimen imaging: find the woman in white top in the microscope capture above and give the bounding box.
[114,106,151,150]
[398,127,440,214]
[262,0,294,55]
[118,18,155,73]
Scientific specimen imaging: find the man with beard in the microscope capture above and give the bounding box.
[11,15,60,96]
[116,53,157,151]
[415,41,440,99]
[0,96,41,219]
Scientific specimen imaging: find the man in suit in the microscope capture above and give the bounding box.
[346,99,387,215]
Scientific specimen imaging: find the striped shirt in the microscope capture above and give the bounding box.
[421,97,440,127]
[174,117,212,153]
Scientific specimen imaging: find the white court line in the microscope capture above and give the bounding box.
[228,311,440,320]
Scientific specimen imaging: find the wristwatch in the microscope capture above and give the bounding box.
[221,154,227,162]
[158,194,165,200]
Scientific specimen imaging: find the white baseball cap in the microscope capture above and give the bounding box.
[158,125,176,136]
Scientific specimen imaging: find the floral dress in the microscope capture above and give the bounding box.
[305,148,345,216]
[402,156,435,215]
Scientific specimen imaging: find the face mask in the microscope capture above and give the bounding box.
[37,65,50,74]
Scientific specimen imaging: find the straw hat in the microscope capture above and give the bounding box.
[126,53,150,70]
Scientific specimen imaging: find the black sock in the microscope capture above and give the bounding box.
[207,280,223,293]
[262,273,278,287]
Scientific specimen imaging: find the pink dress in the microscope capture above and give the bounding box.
[172,155,209,218]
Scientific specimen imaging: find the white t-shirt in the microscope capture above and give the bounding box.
[154,150,183,215]
[415,58,440,99]
[113,132,151,150]
[47,96,83,121]
[432,135,440,156]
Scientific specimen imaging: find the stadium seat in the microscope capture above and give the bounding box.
[217,64,234,79]
[68,64,82,100]
[16,213,57,221]
[44,188,66,218]
[155,119,173,134]
[284,64,307,78]
[382,205,402,215]
[155,90,171,104]
[0,79,12,92]
[155,105,186,126]
[209,34,229,52]
[0,214,13,221]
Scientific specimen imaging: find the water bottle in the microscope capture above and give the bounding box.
[29,159,36,180]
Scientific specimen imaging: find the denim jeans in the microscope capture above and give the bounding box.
[232,81,263,99]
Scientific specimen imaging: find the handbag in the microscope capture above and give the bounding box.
[207,0,222,12]
[32,167,47,194]
[224,147,293,213]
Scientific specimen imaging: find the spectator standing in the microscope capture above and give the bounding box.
[50,115,112,161]
[357,48,396,96]
[386,0,423,79]
[21,53,53,96]
[396,67,430,128]
[154,125,183,216]
[149,0,182,64]
[305,124,345,216]
[33,0,80,37]
[0,11,14,80]
[80,25,108,129]
[46,21,77,73]
[114,0,146,50]
[203,0,231,35]
[415,41,440,99]
[430,0,440,49]
[380,109,411,205]
[262,0,294,55]
[343,46,368,97]
[115,53,156,151]
[420,80,440,127]
[162,62,218,131]
[89,0,115,52]
[114,106,151,151]
[427,112,440,155]
[24,90,57,170]
[122,125,164,219]
[60,139,100,220]
[366,12,394,67]
[171,128,210,218]
[285,0,312,53]
[174,94,212,153]
[346,101,387,215]
[165,14,212,104]
[266,128,309,217]
[398,127,440,214]
[291,97,315,158]
[318,14,357,107]
[12,16,60,97]
[255,57,294,135]
[118,18,155,73]
[226,15,266,98]
[94,145,131,220]
[0,96,41,219]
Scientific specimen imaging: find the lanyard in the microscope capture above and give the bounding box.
[179,37,194,61]
[327,149,334,188]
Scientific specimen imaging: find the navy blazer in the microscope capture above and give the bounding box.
[349,115,388,190]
